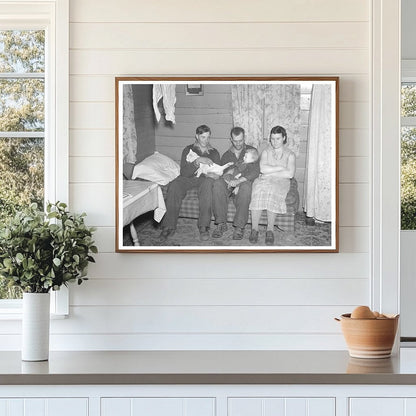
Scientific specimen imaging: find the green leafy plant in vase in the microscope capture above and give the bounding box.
[0,202,97,361]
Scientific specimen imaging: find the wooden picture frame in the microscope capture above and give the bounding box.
[116,77,339,253]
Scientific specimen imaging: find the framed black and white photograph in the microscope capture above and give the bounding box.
[115,77,339,253]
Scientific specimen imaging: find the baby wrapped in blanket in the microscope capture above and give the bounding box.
[186,149,233,177]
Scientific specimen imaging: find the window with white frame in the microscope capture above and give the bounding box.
[0,0,68,314]
[401,63,416,230]
[0,29,45,300]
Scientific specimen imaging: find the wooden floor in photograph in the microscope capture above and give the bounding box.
[124,212,331,247]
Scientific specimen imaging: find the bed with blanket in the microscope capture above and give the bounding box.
[122,179,166,245]
[126,151,300,233]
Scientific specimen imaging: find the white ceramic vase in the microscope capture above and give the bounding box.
[22,292,50,361]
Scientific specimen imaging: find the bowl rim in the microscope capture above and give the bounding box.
[340,313,399,320]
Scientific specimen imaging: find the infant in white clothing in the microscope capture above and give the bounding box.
[186,149,233,177]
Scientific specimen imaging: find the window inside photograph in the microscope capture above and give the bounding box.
[0,30,45,299]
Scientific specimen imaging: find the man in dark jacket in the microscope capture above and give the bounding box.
[212,127,260,240]
[159,125,220,242]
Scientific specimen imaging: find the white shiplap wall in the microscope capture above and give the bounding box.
[54,0,372,350]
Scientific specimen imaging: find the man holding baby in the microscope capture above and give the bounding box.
[212,127,260,240]
[159,124,220,242]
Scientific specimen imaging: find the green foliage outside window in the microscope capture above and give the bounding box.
[401,128,416,229]
[401,84,416,230]
[402,84,416,118]
[0,30,45,299]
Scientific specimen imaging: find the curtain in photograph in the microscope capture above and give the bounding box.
[303,84,332,222]
[123,84,138,164]
[231,84,265,147]
[231,84,301,153]
[264,84,301,156]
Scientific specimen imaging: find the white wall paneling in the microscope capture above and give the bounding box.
[69,75,114,102]
[82,252,370,279]
[88,227,115,253]
[69,157,114,183]
[339,130,369,157]
[52,305,361,334]
[32,0,399,351]
[69,278,368,306]
[69,102,114,129]
[69,183,114,226]
[69,0,369,23]
[339,184,370,227]
[70,49,368,76]
[339,157,369,184]
[69,129,114,157]
[70,22,368,50]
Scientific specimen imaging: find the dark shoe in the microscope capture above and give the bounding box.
[232,226,244,240]
[305,216,316,226]
[159,228,175,242]
[212,222,228,238]
[265,230,274,246]
[199,226,210,241]
[249,229,259,244]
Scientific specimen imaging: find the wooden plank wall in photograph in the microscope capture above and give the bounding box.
[155,84,233,162]
[154,83,311,210]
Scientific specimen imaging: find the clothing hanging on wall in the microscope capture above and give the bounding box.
[152,84,176,123]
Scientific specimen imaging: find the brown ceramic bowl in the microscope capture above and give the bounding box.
[347,357,395,373]
[337,313,399,359]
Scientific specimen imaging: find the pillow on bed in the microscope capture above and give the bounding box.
[131,152,180,185]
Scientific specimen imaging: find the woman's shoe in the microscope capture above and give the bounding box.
[265,230,274,246]
[249,229,259,244]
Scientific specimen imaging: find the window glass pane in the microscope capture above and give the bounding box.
[402,83,416,117]
[0,137,44,217]
[0,137,44,300]
[0,30,45,73]
[0,29,45,301]
[401,126,416,230]
[0,78,44,132]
